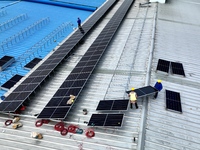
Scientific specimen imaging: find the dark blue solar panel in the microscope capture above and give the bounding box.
[96,100,113,110]
[156,59,170,73]
[166,90,182,113]
[171,62,185,76]
[104,114,123,126]
[88,114,107,126]
[46,97,63,107]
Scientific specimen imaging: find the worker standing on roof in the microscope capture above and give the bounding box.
[154,80,163,99]
[77,17,81,28]
[128,88,138,109]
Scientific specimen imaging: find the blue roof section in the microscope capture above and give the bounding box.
[0,0,105,96]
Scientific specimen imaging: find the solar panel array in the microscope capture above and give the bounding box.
[88,114,124,127]
[0,0,117,113]
[96,100,129,111]
[1,74,23,91]
[126,85,158,98]
[156,59,185,76]
[166,90,182,113]
[38,0,135,119]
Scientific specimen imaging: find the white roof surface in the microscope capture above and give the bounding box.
[0,0,200,150]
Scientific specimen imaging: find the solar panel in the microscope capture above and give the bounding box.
[88,114,124,127]
[0,55,15,71]
[156,59,170,73]
[171,62,185,76]
[96,100,129,111]
[24,58,42,70]
[126,86,158,98]
[1,74,23,90]
[166,90,182,113]
[104,114,124,126]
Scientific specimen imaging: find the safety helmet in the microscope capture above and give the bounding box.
[131,87,135,91]
[157,80,162,83]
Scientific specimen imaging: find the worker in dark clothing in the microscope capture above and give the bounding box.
[154,80,163,99]
[128,88,138,109]
[77,17,81,27]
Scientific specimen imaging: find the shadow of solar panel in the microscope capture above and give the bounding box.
[65,87,81,96]
[66,73,79,80]
[54,89,69,97]
[88,114,107,126]
[96,100,113,110]
[77,73,90,80]
[156,59,170,73]
[37,108,56,118]
[104,114,123,127]
[139,86,158,95]
[112,100,129,110]
[171,62,185,76]
[60,80,74,88]
[134,89,145,97]
[46,97,63,107]
[4,101,23,112]
[0,102,11,111]
[166,90,182,113]
[72,80,86,87]
[51,107,70,119]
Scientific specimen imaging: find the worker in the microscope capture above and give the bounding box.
[77,17,81,27]
[12,122,23,129]
[128,88,138,109]
[67,95,76,105]
[154,80,163,99]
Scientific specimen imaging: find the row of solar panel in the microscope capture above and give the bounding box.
[0,0,118,112]
[156,59,185,76]
[37,0,135,120]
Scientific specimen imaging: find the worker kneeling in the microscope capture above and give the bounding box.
[31,132,43,139]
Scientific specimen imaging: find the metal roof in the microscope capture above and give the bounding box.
[0,0,200,150]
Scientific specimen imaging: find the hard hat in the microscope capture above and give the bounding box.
[157,80,162,83]
[131,87,135,91]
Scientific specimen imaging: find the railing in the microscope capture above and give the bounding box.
[0,13,28,33]
[0,17,50,52]
[0,22,72,85]
[0,10,7,17]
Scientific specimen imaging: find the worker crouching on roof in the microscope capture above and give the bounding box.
[154,80,163,99]
[128,88,138,109]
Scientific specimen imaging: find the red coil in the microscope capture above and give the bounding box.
[35,120,43,127]
[5,120,12,126]
[60,128,68,136]
[85,129,95,138]
[68,125,77,133]
[54,122,65,131]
